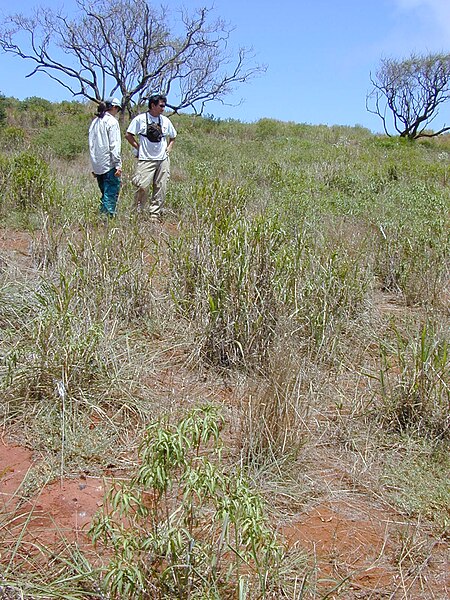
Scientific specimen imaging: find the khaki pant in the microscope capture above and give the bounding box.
[132,157,170,215]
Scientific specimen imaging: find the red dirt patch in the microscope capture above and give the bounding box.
[1,443,105,553]
[0,229,33,272]
[284,499,449,598]
[0,229,31,255]
[15,476,105,547]
[285,500,395,594]
[0,442,34,505]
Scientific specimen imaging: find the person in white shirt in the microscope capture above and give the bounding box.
[125,93,177,220]
[88,97,122,218]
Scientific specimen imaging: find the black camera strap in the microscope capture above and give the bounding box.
[145,112,161,131]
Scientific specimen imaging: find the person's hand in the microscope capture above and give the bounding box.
[115,168,122,177]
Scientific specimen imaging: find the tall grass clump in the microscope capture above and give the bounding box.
[376,320,449,440]
[2,272,116,408]
[268,218,373,360]
[63,224,158,323]
[382,442,450,530]
[0,269,143,469]
[90,406,291,599]
[32,221,159,323]
[240,349,312,465]
[170,179,285,368]
[170,178,372,368]
[0,543,101,600]
[373,181,449,307]
[290,244,371,356]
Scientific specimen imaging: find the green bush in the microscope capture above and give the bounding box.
[19,96,55,127]
[254,118,281,140]
[9,151,62,211]
[90,406,285,599]
[0,125,26,150]
[36,118,90,159]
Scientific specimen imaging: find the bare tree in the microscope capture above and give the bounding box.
[0,0,265,117]
[366,52,450,140]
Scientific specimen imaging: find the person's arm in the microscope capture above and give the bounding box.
[166,137,175,154]
[109,122,122,176]
[165,119,177,155]
[125,131,139,152]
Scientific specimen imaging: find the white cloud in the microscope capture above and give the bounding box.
[395,0,422,7]
[366,1,450,65]
[394,0,450,38]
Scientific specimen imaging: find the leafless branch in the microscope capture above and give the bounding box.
[0,0,266,117]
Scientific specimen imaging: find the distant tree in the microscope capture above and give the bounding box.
[367,52,450,140]
[0,0,265,117]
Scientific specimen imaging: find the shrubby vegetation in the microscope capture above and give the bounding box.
[90,406,288,599]
[0,96,448,597]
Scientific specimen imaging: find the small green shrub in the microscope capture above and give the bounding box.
[36,119,89,159]
[0,125,26,150]
[19,96,54,127]
[90,406,285,599]
[254,118,281,140]
[19,96,53,112]
[7,151,62,211]
[57,100,87,115]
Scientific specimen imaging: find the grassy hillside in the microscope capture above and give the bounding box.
[0,97,448,598]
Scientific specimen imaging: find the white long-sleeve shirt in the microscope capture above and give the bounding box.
[88,112,122,175]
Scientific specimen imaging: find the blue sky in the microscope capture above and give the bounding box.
[1,0,450,132]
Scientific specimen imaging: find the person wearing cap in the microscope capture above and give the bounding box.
[125,93,177,220]
[88,97,123,218]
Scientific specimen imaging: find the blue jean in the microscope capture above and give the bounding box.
[95,168,121,217]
